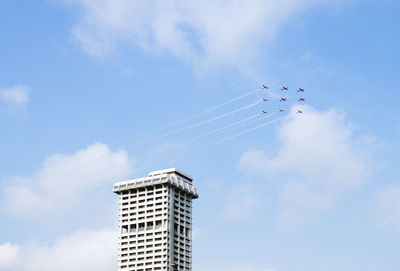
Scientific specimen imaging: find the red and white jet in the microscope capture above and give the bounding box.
[296,110,303,114]
[298,98,305,101]
[280,98,287,102]
[297,88,304,92]
[261,85,269,89]
[262,98,269,102]
[277,109,285,112]
[261,110,268,114]
[281,86,288,91]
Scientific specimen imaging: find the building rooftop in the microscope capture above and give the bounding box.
[113,168,197,198]
[148,168,193,182]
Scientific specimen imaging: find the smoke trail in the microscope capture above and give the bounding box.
[194,114,290,150]
[139,87,263,137]
[145,101,261,141]
[183,112,276,143]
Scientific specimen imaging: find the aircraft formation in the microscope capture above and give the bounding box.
[137,83,307,151]
[258,85,305,116]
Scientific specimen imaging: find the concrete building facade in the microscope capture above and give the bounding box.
[113,168,198,271]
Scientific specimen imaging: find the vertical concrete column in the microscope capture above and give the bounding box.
[168,186,175,271]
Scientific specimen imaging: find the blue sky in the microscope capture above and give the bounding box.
[1,0,400,270]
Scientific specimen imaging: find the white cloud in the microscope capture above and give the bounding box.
[66,0,340,67]
[0,85,30,107]
[2,142,134,218]
[373,185,400,230]
[238,106,371,226]
[0,243,19,269]
[0,228,116,271]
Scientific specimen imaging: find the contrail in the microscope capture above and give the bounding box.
[193,114,290,150]
[139,87,263,137]
[183,112,276,143]
[144,101,262,141]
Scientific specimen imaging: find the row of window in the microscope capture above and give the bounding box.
[120,248,165,256]
[174,213,191,222]
[120,260,164,266]
[122,195,167,203]
[174,260,190,271]
[121,220,166,233]
[121,260,163,265]
[121,202,167,210]
[174,234,191,244]
[173,257,191,264]
[121,252,165,258]
[173,194,191,204]
[119,265,165,271]
[121,189,166,200]
[120,185,166,194]
[174,207,191,215]
[121,197,168,206]
[173,247,191,256]
[120,230,165,242]
[121,215,164,224]
[121,247,166,255]
[173,245,191,256]
[121,207,166,216]
[120,206,190,218]
[121,242,166,251]
[121,254,165,260]
[121,230,167,240]
[172,218,191,228]
[121,205,167,212]
[120,236,166,247]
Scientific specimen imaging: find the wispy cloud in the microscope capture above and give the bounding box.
[238,106,373,227]
[67,0,340,68]
[1,143,134,218]
[0,85,30,107]
[372,185,400,230]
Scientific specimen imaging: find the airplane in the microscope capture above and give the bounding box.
[261,110,268,114]
[262,98,269,102]
[297,88,304,92]
[281,86,288,91]
[280,98,287,102]
[296,110,303,114]
[277,109,285,112]
[298,98,305,101]
[261,85,269,89]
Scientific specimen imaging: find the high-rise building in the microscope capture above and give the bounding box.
[113,168,199,271]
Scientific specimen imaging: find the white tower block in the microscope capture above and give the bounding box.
[113,168,199,271]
